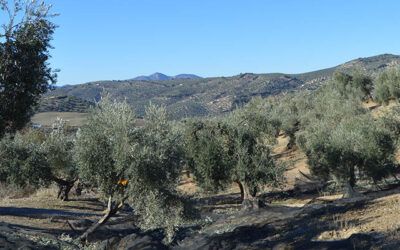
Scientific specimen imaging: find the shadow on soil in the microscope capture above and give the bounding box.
[0,206,102,219]
[174,187,400,250]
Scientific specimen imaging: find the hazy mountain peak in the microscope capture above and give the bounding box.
[131,73,202,81]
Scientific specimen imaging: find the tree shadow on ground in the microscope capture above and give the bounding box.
[62,205,104,212]
[0,206,102,219]
[175,187,400,250]
[1,221,76,236]
[196,193,242,206]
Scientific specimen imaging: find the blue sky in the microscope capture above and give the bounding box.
[38,1,400,85]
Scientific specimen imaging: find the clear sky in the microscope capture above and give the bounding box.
[38,0,400,85]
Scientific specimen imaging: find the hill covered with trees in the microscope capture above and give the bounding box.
[43,54,400,119]
[36,95,94,113]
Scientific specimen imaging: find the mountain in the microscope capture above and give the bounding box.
[42,54,400,119]
[174,74,202,79]
[131,72,202,81]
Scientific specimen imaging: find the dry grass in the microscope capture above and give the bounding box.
[31,112,88,127]
[0,183,36,200]
[272,134,309,189]
[313,191,400,242]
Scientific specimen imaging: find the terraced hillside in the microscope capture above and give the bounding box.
[36,95,94,113]
[45,54,400,119]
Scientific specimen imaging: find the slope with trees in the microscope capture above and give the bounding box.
[44,54,400,119]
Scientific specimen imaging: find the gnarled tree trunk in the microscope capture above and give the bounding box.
[342,166,360,199]
[53,177,77,201]
[235,181,244,202]
[240,182,266,210]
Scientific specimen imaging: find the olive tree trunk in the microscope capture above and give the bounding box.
[53,177,77,201]
[240,182,266,210]
[342,166,360,199]
[236,181,244,202]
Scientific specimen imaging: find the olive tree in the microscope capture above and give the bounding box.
[0,0,57,136]
[297,84,396,198]
[75,98,195,242]
[44,118,78,201]
[374,67,400,105]
[277,92,314,149]
[0,124,79,200]
[184,104,285,210]
[333,70,373,101]
[0,132,52,189]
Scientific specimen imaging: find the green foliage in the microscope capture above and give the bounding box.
[184,102,285,200]
[275,92,314,148]
[0,122,78,195]
[333,70,373,100]
[301,114,395,185]
[75,97,196,237]
[75,96,136,198]
[0,0,57,136]
[374,67,400,105]
[376,106,400,146]
[297,82,397,191]
[44,118,78,182]
[184,119,233,192]
[0,132,52,188]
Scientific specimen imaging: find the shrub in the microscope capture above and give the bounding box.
[0,133,52,189]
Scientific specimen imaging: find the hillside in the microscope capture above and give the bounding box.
[36,95,94,113]
[45,54,400,119]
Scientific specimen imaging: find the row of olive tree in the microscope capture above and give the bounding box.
[275,70,400,198]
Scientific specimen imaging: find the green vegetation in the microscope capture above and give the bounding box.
[0,0,56,136]
[184,99,284,209]
[74,97,196,241]
[374,67,400,105]
[0,119,78,200]
[295,71,398,197]
[0,132,51,188]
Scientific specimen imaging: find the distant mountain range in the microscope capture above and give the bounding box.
[131,73,202,81]
[41,54,400,119]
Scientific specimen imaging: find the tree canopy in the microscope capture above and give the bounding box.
[0,0,57,136]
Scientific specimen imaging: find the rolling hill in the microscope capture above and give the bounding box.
[42,54,400,119]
